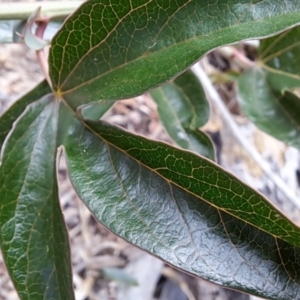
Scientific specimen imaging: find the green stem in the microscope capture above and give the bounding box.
[0,1,83,20]
[35,17,52,88]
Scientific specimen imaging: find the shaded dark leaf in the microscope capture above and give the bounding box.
[151,70,214,160]
[237,26,300,148]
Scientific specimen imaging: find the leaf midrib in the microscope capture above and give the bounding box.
[261,64,300,80]
[261,39,300,66]
[259,29,291,61]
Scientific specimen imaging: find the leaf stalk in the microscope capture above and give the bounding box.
[35,17,52,88]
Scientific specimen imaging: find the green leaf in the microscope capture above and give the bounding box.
[237,26,300,148]
[0,96,74,300]
[238,68,300,148]
[0,80,51,150]
[171,70,210,128]
[151,70,215,160]
[79,101,115,120]
[183,129,215,160]
[64,119,300,300]
[49,0,300,109]
[259,25,300,76]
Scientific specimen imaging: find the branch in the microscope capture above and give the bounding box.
[35,18,52,88]
[0,1,83,20]
[191,62,300,211]
[216,46,256,69]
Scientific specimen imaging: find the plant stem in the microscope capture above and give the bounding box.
[35,18,52,88]
[216,46,255,69]
[191,62,300,211]
[0,1,83,20]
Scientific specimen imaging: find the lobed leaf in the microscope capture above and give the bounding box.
[151,70,215,160]
[3,1,300,298]
[0,96,74,300]
[49,0,300,109]
[64,119,300,300]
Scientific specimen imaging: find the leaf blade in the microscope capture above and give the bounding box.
[64,119,300,299]
[151,70,215,160]
[237,67,300,149]
[260,26,300,76]
[49,0,300,109]
[0,80,51,150]
[237,26,300,148]
[0,96,74,300]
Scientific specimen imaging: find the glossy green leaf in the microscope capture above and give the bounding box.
[49,0,300,109]
[0,97,74,300]
[64,119,300,300]
[237,26,300,148]
[238,68,300,148]
[0,80,51,150]
[151,70,214,160]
